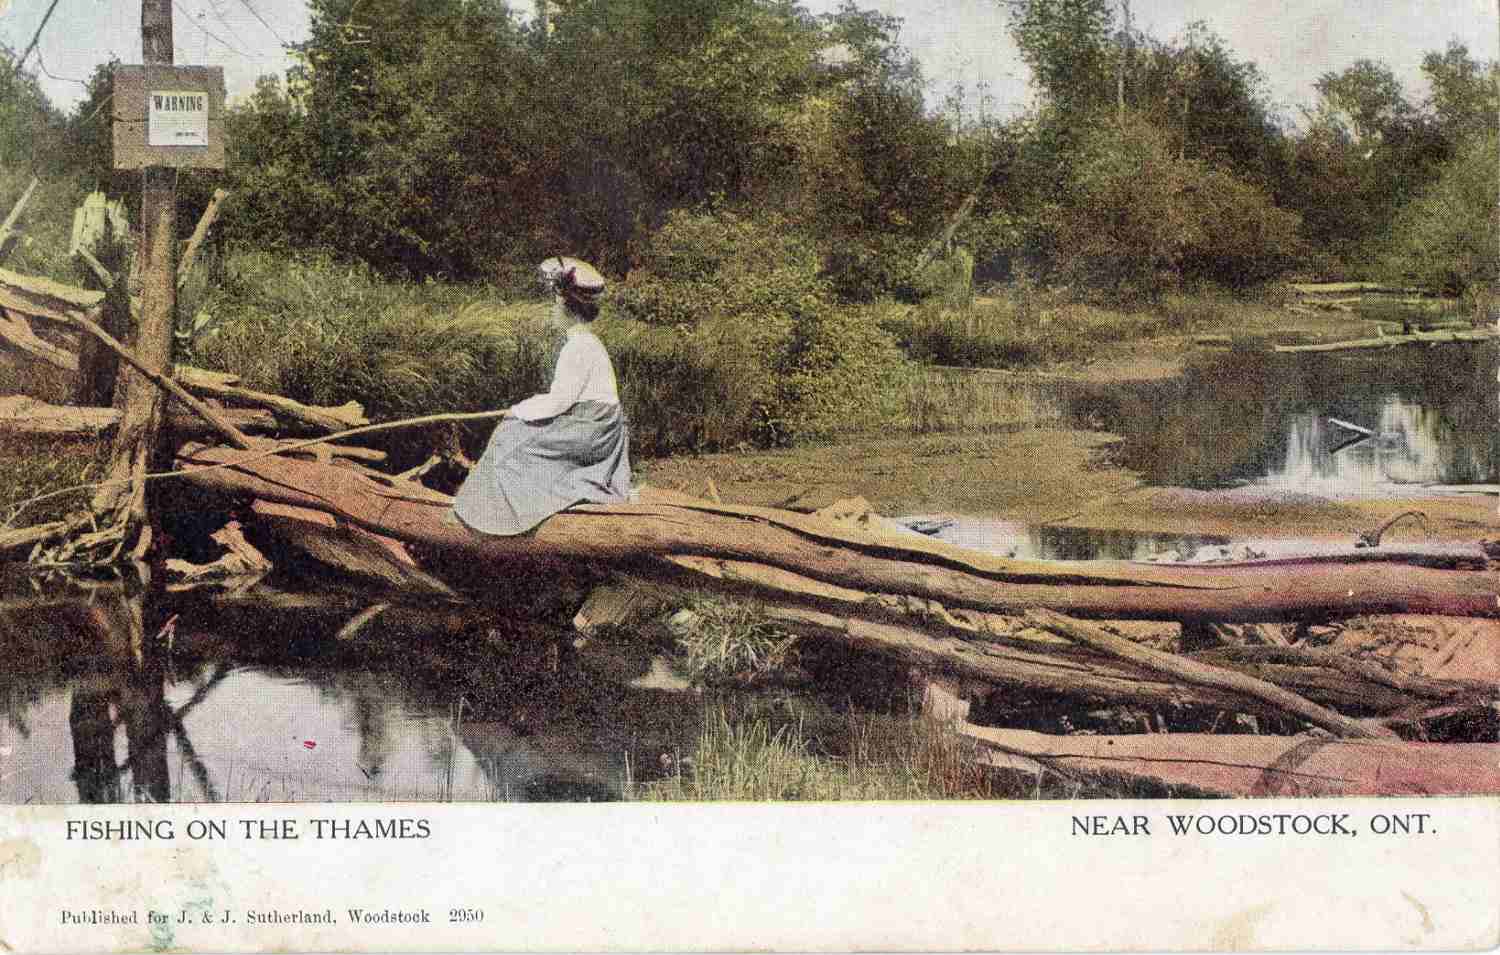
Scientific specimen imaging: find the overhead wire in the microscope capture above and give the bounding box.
[12,0,63,75]
[32,48,88,87]
[235,0,288,46]
[172,0,251,58]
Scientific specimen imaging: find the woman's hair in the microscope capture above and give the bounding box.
[562,295,601,322]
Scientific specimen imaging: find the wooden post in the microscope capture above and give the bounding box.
[91,1,179,559]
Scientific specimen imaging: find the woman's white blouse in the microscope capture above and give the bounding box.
[508,326,621,422]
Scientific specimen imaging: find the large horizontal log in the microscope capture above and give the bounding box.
[747,599,1263,714]
[1275,328,1497,353]
[960,723,1500,797]
[174,446,1500,623]
[1289,282,1428,296]
[0,266,104,322]
[0,394,279,438]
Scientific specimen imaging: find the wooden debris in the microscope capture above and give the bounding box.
[0,308,79,371]
[249,500,458,598]
[1275,328,1497,353]
[62,308,254,450]
[961,722,1500,797]
[335,602,391,641]
[0,517,80,557]
[1290,282,1424,296]
[179,372,368,433]
[0,177,39,258]
[163,520,272,582]
[0,266,105,322]
[0,395,278,438]
[573,582,654,635]
[397,454,442,482]
[177,189,228,288]
[1025,609,1391,739]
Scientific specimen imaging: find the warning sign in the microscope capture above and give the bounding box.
[112,65,225,170]
[147,90,209,147]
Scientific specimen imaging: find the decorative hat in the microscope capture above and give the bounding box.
[539,256,605,305]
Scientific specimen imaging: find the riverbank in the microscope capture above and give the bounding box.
[640,428,1495,542]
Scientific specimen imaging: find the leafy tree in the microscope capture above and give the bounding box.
[1313,59,1413,144]
[0,56,65,167]
[1383,131,1499,293]
[1278,57,1454,274]
[1421,41,1499,146]
[1130,24,1288,187]
[1004,0,1115,118]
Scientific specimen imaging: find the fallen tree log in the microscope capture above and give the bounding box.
[960,723,1500,797]
[0,307,78,371]
[646,557,1477,719]
[173,446,1500,622]
[177,372,368,432]
[0,394,279,438]
[0,266,105,322]
[1289,282,1426,296]
[1275,328,1498,353]
[1025,610,1389,738]
[250,500,457,597]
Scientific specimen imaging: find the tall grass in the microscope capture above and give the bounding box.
[893,365,1066,435]
[0,168,92,284]
[632,704,1005,801]
[668,595,798,685]
[880,296,1158,369]
[194,250,558,420]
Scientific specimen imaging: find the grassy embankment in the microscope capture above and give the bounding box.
[0,248,1228,523]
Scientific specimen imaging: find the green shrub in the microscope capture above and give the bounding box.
[599,313,791,456]
[821,233,926,303]
[933,247,976,307]
[668,595,797,685]
[614,208,824,328]
[775,302,907,439]
[1052,116,1301,300]
[610,208,907,448]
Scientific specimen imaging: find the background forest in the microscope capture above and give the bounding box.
[1,0,1496,454]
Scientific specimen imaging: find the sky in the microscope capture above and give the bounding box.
[2,0,1496,124]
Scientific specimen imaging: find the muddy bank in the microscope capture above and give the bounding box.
[642,330,1497,543]
[642,427,1494,541]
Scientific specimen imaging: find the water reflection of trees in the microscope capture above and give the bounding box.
[4,579,660,804]
[1083,346,1497,489]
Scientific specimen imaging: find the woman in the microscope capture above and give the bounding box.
[451,256,632,535]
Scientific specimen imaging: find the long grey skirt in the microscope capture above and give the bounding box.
[452,401,632,536]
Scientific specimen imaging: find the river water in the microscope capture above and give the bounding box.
[2,344,1494,803]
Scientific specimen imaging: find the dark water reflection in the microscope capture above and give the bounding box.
[898,518,1229,562]
[0,576,694,805]
[1063,345,1497,493]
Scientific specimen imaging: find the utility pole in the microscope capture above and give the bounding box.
[91,0,180,561]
